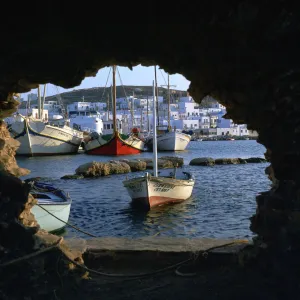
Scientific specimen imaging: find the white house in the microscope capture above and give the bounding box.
[178,101,200,117]
[67,102,106,113]
[170,119,199,130]
[217,118,233,128]
[199,116,210,129]
[179,96,193,103]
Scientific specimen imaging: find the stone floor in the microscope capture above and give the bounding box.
[57,236,299,300]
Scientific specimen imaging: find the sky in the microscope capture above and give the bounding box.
[21,65,191,99]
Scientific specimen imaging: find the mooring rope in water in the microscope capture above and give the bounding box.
[36,204,98,238]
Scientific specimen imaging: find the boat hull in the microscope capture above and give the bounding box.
[147,132,191,151]
[85,132,144,155]
[123,174,194,209]
[31,202,71,232]
[9,117,83,156]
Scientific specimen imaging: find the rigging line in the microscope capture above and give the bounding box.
[36,204,98,238]
[116,66,132,118]
[116,66,129,102]
[159,69,168,86]
[54,85,66,116]
[100,67,112,102]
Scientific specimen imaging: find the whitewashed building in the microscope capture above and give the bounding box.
[67,102,106,113]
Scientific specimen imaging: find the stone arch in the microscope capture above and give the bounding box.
[0,2,300,298]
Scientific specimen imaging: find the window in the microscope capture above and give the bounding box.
[107,124,110,129]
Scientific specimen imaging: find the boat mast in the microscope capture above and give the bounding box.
[110,84,113,120]
[132,90,135,128]
[37,85,41,119]
[161,73,176,130]
[152,79,158,177]
[106,93,110,121]
[42,84,47,120]
[26,94,31,116]
[112,65,117,133]
[147,94,150,133]
[167,74,170,129]
[154,66,159,127]
[140,109,143,131]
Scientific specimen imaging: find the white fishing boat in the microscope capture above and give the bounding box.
[123,74,195,210]
[146,74,191,151]
[123,169,195,209]
[29,181,71,232]
[147,129,191,151]
[8,85,83,156]
[9,114,83,156]
[69,109,104,134]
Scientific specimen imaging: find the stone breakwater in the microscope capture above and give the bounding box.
[60,156,267,179]
[189,157,267,166]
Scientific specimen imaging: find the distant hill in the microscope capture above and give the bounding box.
[44,85,188,106]
[18,86,217,109]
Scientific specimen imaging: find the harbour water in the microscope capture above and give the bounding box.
[17,140,270,239]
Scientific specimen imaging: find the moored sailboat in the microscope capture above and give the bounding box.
[8,86,83,156]
[84,65,145,155]
[146,72,191,151]
[123,77,195,210]
[9,114,83,156]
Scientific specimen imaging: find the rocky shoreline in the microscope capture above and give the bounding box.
[60,156,268,179]
[189,157,267,166]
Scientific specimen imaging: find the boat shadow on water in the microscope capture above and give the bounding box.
[124,197,196,234]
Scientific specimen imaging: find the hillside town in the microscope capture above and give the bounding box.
[20,89,258,140]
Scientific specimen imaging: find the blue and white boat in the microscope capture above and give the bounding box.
[29,181,72,232]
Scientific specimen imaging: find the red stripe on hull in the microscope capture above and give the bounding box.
[86,135,141,156]
[132,196,185,209]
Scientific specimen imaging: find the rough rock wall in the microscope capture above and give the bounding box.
[0,0,298,276]
[0,98,86,298]
[0,121,29,177]
[0,173,87,299]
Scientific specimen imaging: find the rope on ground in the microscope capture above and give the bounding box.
[63,251,192,278]
[174,241,245,277]
[60,241,239,280]
[36,204,97,238]
[31,205,246,279]
[0,237,63,268]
